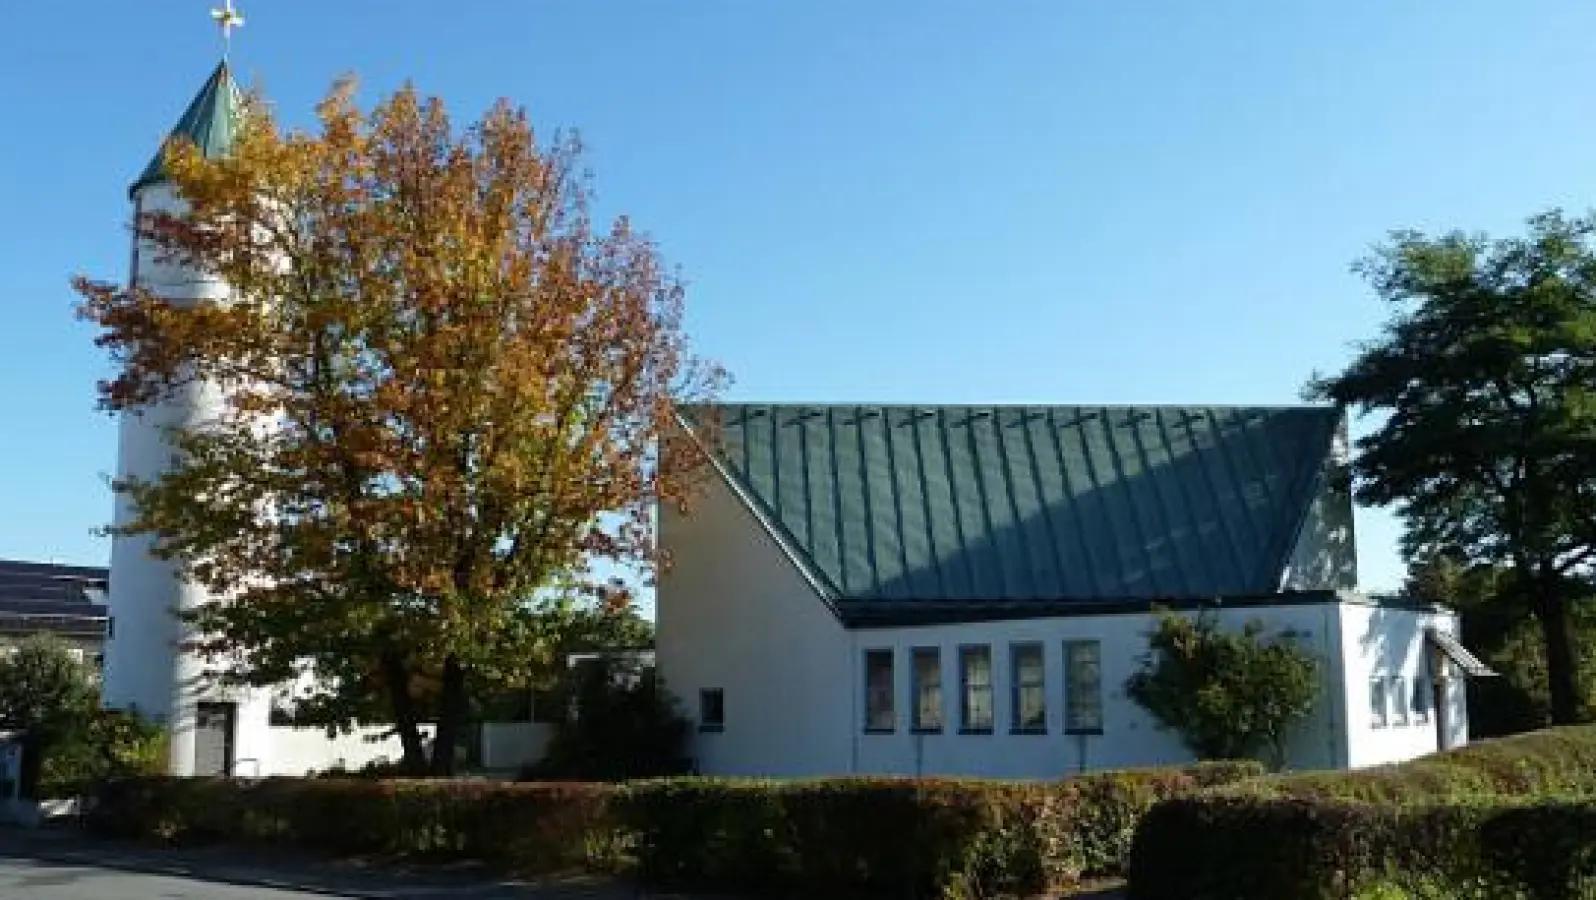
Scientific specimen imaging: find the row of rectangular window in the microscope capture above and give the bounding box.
[865,641,1103,735]
[1370,674,1433,728]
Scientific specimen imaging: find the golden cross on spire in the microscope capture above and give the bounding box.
[211,0,245,58]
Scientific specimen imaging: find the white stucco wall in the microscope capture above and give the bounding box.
[656,467,854,777]
[848,602,1347,778]
[1336,602,1466,769]
[258,725,436,777]
[656,463,1387,778]
[102,181,275,777]
[1280,425,1358,593]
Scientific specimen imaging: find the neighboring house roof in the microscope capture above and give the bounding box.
[680,403,1344,622]
[0,560,108,637]
[130,61,243,198]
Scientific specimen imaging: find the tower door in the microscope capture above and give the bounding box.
[194,701,237,777]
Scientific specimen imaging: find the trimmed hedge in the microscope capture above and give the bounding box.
[89,777,621,875]
[89,759,1264,896]
[1220,725,1596,804]
[1128,726,1596,900]
[618,760,1267,898]
[1131,795,1596,900]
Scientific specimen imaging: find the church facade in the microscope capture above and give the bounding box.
[656,403,1495,777]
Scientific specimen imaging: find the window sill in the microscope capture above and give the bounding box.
[698,724,725,733]
[910,727,943,735]
[1010,727,1048,736]
[863,727,895,735]
[958,727,995,736]
[1064,728,1104,736]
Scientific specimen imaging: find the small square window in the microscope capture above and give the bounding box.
[1370,677,1388,728]
[699,688,725,732]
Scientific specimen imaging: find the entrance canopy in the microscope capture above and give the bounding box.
[1426,627,1497,678]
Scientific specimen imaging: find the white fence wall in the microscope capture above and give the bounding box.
[256,725,436,777]
[480,722,555,771]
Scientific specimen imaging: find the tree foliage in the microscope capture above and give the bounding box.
[1309,210,1596,724]
[521,658,691,781]
[1406,556,1596,734]
[1125,610,1319,769]
[39,707,166,799]
[0,635,98,799]
[75,79,724,774]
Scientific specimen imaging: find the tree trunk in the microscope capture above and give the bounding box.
[16,734,42,802]
[380,652,429,774]
[1530,572,1586,725]
[429,656,467,777]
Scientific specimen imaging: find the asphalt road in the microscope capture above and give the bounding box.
[0,854,334,899]
[0,831,636,899]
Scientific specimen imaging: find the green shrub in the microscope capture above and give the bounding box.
[520,665,692,782]
[618,761,1267,898]
[1127,726,1596,900]
[39,708,166,799]
[90,777,619,875]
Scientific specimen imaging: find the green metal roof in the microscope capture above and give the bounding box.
[129,62,243,198]
[685,404,1344,615]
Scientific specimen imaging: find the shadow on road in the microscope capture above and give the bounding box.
[0,829,640,899]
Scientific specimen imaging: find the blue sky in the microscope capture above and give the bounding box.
[6,1,1596,594]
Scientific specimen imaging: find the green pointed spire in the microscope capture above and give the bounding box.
[129,61,243,199]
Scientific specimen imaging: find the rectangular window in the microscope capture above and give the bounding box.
[911,647,943,732]
[1370,677,1388,728]
[1010,643,1046,733]
[959,645,994,733]
[1064,640,1103,733]
[1411,676,1432,724]
[1390,676,1409,725]
[864,649,895,732]
[699,688,725,732]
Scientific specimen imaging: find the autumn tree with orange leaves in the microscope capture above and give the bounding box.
[76,79,724,774]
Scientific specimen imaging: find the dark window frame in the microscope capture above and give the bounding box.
[959,644,995,734]
[1063,639,1104,735]
[864,648,896,733]
[1010,642,1047,734]
[698,687,725,732]
[911,646,943,733]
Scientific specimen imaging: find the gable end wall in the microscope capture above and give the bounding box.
[656,472,854,776]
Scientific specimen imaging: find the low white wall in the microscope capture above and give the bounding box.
[258,725,435,777]
[480,722,555,771]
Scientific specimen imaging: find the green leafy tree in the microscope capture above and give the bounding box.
[1406,556,1596,733]
[0,635,97,800]
[39,707,166,799]
[1309,210,1596,724]
[274,582,654,729]
[76,81,723,774]
[1125,610,1319,769]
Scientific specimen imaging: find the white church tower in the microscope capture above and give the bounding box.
[102,55,274,777]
